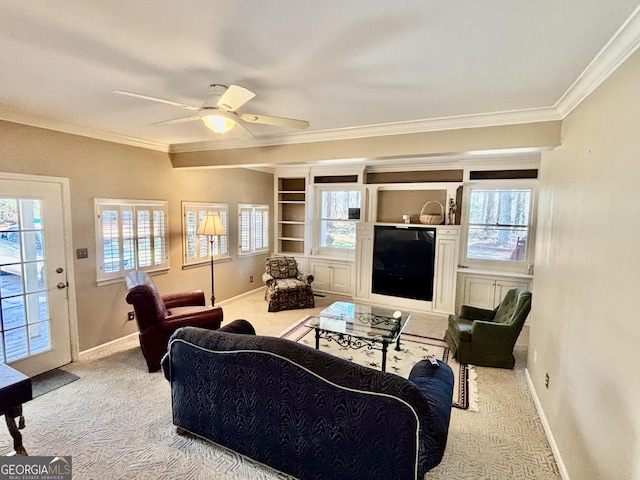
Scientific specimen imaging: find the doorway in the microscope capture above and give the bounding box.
[0,174,77,377]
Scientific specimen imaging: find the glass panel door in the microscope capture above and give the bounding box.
[0,178,71,376]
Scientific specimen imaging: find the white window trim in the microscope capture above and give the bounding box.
[181,202,230,268]
[459,180,537,274]
[313,185,363,259]
[95,198,169,285]
[238,204,269,256]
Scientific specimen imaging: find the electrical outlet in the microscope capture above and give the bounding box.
[544,373,549,389]
[127,311,135,321]
[76,248,89,259]
[249,275,254,283]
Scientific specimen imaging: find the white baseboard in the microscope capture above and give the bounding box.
[217,286,265,306]
[525,368,571,480]
[79,332,138,360]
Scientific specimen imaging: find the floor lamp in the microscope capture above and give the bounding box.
[197,213,226,306]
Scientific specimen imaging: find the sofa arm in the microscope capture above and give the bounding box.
[262,272,275,287]
[163,290,206,308]
[408,359,454,446]
[459,304,496,321]
[297,272,314,284]
[218,319,256,335]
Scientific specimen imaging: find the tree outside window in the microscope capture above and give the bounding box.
[466,188,532,263]
[319,190,361,250]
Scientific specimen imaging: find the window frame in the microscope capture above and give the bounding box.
[95,198,169,285]
[460,181,537,274]
[181,202,230,268]
[238,203,269,256]
[313,185,362,258]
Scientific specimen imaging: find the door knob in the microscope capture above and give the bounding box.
[57,282,67,289]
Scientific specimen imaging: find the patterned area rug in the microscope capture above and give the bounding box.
[280,317,478,411]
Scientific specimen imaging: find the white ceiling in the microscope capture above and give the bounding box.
[1,1,639,153]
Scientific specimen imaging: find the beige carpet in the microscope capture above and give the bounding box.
[0,288,560,479]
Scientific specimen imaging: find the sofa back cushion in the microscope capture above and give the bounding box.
[265,256,299,279]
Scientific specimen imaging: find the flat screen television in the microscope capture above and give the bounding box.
[372,226,436,301]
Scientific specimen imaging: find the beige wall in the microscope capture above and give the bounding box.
[0,121,273,351]
[171,121,561,167]
[531,49,640,479]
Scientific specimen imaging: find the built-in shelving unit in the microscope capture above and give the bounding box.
[277,177,306,254]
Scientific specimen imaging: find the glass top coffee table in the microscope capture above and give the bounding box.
[304,301,411,372]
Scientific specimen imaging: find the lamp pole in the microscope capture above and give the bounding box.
[209,236,215,306]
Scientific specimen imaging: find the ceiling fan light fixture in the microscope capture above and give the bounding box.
[200,111,236,133]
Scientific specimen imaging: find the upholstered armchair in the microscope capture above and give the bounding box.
[262,256,314,312]
[444,288,532,368]
[125,271,223,372]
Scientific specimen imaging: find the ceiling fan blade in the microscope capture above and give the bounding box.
[150,115,200,126]
[217,84,256,112]
[241,113,309,130]
[114,90,200,111]
[230,121,254,140]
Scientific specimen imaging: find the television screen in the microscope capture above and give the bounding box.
[372,226,436,301]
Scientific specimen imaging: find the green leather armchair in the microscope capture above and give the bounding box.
[444,288,532,368]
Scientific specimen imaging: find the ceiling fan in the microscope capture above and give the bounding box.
[114,84,309,139]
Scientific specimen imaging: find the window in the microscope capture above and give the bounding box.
[182,202,229,267]
[463,185,535,270]
[317,188,361,254]
[238,204,269,256]
[95,199,168,284]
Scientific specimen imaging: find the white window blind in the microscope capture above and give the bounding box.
[238,204,269,256]
[182,202,229,267]
[95,199,168,284]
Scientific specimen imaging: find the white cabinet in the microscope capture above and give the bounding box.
[308,259,353,295]
[459,273,531,310]
[354,223,373,299]
[433,228,459,314]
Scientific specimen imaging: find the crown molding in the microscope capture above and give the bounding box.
[0,107,169,152]
[169,106,561,153]
[556,4,640,117]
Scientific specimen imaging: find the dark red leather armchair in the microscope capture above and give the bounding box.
[125,272,223,372]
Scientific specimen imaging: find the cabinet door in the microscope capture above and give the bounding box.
[330,263,352,295]
[355,226,373,299]
[494,279,530,306]
[462,276,496,310]
[433,234,458,314]
[309,261,332,292]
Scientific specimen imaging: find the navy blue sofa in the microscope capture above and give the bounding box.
[161,320,454,480]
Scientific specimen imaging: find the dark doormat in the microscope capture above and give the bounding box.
[31,368,80,398]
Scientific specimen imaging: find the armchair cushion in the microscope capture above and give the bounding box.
[444,288,531,368]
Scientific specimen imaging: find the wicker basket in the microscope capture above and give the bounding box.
[419,201,444,225]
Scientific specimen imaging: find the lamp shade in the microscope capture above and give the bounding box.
[197,214,226,236]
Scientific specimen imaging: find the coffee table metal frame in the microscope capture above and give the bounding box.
[304,301,411,372]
